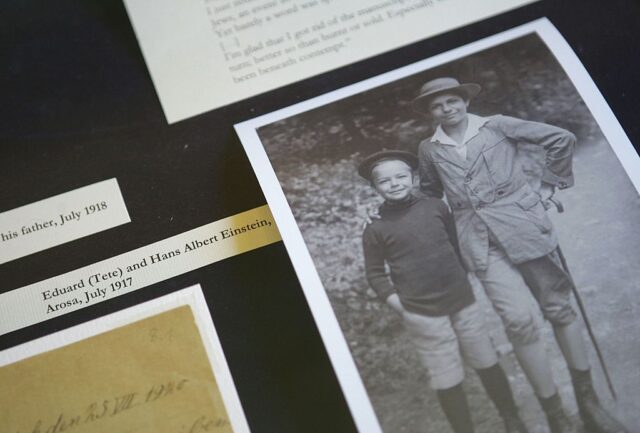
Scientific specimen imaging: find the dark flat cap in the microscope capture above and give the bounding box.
[358,150,419,181]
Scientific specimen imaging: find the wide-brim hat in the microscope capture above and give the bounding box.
[412,77,481,114]
[358,150,419,181]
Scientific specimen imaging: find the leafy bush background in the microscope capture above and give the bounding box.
[256,34,600,432]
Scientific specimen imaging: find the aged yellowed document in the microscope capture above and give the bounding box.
[0,306,234,433]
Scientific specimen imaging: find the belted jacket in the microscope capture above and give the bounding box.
[418,114,576,271]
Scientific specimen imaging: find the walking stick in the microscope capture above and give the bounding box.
[547,198,618,401]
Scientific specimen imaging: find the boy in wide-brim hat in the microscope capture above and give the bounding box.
[414,77,626,433]
[360,149,527,433]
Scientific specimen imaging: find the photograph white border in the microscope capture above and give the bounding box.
[0,284,252,433]
[235,17,640,433]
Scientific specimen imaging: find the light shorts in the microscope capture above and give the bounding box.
[402,301,498,390]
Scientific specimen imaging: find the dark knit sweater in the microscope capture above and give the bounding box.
[362,195,474,316]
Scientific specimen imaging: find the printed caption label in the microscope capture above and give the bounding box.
[0,179,130,265]
[0,205,281,336]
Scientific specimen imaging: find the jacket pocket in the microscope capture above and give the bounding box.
[516,193,552,233]
[480,137,512,186]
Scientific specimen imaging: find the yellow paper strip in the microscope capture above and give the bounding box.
[0,205,281,336]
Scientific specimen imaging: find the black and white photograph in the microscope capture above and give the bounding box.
[235,20,639,433]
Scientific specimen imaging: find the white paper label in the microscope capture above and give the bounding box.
[0,179,130,265]
[0,204,280,336]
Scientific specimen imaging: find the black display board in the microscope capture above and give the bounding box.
[2,1,639,432]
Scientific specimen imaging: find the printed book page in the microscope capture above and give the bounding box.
[123,0,536,123]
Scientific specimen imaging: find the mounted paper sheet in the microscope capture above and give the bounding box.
[124,0,536,123]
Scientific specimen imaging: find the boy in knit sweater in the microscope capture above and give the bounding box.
[360,150,527,433]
